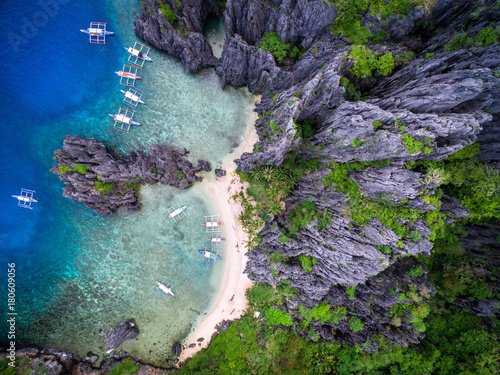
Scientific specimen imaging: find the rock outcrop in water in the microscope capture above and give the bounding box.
[50,135,210,216]
[105,321,140,351]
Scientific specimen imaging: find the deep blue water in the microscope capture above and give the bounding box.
[0,0,124,340]
[0,0,254,363]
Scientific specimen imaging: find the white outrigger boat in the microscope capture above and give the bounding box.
[203,215,223,233]
[80,22,114,44]
[199,243,223,265]
[210,235,225,243]
[121,89,145,105]
[166,202,187,224]
[126,41,153,67]
[109,112,140,126]
[156,279,175,297]
[125,47,153,62]
[12,189,37,209]
[168,205,187,220]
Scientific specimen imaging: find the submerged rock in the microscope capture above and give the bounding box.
[172,342,182,357]
[105,320,139,351]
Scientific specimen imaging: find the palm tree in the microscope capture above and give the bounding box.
[251,166,265,182]
[272,167,288,182]
[266,183,282,200]
[267,199,282,215]
[283,173,299,190]
[262,166,274,182]
[278,183,292,198]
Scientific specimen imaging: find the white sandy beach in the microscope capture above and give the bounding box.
[178,98,260,362]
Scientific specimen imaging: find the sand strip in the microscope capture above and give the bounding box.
[178,99,260,362]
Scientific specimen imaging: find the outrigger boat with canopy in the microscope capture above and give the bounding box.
[166,202,187,224]
[199,244,223,265]
[210,233,225,243]
[116,64,142,87]
[121,87,145,109]
[80,22,114,44]
[202,215,223,233]
[125,41,153,67]
[110,106,140,133]
[12,189,37,209]
[156,278,175,297]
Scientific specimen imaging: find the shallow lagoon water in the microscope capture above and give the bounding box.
[0,0,254,365]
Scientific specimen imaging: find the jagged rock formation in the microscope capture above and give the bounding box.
[226,0,498,348]
[131,0,500,354]
[50,135,210,216]
[0,349,173,374]
[225,0,338,47]
[105,321,139,351]
[134,0,219,73]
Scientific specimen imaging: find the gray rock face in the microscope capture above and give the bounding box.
[217,36,344,92]
[105,321,139,350]
[225,0,337,48]
[361,6,425,43]
[134,0,218,73]
[50,135,207,216]
[236,55,488,173]
[350,166,429,204]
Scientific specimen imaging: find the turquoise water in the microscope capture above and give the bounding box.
[0,0,254,365]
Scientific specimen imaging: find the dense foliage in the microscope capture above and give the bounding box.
[328,0,434,44]
[258,32,302,64]
[234,154,320,248]
[181,272,499,374]
[158,0,176,25]
[348,45,395,78]
[445,25,500,51]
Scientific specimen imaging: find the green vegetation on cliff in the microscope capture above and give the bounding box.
[258,32,303,64]
[328,0,436,44]
[445,25,500,51]
[181,276,499,374]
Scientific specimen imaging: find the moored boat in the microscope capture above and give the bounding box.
[125,47,153,62]
[109,113,140,126]
[199,249,223,260]
[115,71,142,80]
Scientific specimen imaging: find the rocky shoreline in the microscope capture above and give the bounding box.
[0,319,236,374]
[50,135,211,216]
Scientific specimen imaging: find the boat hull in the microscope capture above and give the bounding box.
[115,72,143,80]
[81,29,114,36]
